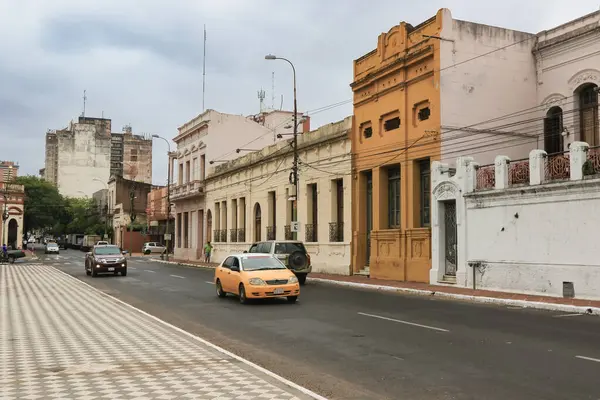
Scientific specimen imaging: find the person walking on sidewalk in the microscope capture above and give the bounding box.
[203,241,213,263]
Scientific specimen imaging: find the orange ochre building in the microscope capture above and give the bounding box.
[350,11,444,282]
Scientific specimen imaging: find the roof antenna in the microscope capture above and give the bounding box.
[271,72,275,110]
[82,90,87,117]
[280,94,284,110]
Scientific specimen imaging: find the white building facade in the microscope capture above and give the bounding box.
[437,9,599,166]
[202,117,352,274]
[171,109,307,261]
[430,141,600,300]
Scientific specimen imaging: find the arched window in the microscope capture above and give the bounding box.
[578,83,599,146]
[543,106,564,154]
[254,203,262,242]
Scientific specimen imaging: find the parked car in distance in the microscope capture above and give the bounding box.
[96,241,109,246]
[85,245,127,277]
[142,242,166,255]
[245,240,311,285]
[45,242,60,254]
[214,253,300,304]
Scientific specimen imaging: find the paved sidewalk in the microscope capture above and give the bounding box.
[0,264,323,399]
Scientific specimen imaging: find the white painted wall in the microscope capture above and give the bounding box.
[431,142,600,300]
[56,124,111,198]
[439,9,539,165]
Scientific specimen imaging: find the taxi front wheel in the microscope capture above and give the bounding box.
[216,280,226,298]
[238,284,248,304]
[287,296,298,303]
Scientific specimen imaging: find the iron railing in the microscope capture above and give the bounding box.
[284,225,293,240]
[544,150,570,182]
[305,224,317,242]
[584,146,600,176]
[475,164,495,190]
[237,228,246,243]
[508,158,530,186]
[329,222,344,242]
[230,229,238,243]
[266,226,276,241]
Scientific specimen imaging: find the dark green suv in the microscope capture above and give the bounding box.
[246,240,311,285]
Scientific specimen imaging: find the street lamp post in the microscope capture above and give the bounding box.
[2,189,9,248]
[265,54,299,239]
[152,134,172,261]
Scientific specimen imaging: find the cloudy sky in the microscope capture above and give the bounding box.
[1,0,599,185]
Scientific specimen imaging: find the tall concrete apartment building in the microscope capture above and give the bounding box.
[44,117,152,198]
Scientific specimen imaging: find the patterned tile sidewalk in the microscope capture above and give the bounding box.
[0,264,323,400]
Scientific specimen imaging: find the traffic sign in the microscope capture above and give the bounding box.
[291,221,300,233]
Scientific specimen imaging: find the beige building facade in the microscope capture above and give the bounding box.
[171,108,308,261]
[201,117,352,274]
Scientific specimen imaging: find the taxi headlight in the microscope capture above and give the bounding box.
[288,276,299,284]
[248,278,266,286]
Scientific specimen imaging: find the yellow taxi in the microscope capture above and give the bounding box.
[214,253,300,304]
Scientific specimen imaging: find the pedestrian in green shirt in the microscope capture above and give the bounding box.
[203,241,213,263]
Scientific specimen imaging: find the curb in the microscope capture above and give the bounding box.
[308,278,600,316]
[150,258,216,270]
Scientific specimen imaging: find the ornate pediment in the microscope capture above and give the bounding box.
[568,69,600,91]
[433,182,458,201]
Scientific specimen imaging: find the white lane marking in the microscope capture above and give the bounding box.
[144,270,156,273]
[129,267,137,270]
[553,313,583,318]
[575,355,600,363]
[170,275,185,279]
[358,312,450,333]
[51,267,327,400]
[205,281,215,285]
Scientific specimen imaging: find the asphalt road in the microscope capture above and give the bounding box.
[28,249,600,400]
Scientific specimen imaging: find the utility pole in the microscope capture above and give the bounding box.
[265,54,299,239]
[152,134,172,261]
[2,187,8,247]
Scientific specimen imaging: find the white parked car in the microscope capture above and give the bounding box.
[142,242,166,255]
[96,241,109,246]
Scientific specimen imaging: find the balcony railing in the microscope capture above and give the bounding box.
[544,150,570,182]
[329,222,344,242]
[171,180,205,200]
[266,226,276,241]
[213,229,228,243]
[305,224,317,242]
[508,159,530,186]
[284,225,293,240]
[475,164,495,190]
[237,228,246,243]
[584,146,600,176]
[230,229,238,243]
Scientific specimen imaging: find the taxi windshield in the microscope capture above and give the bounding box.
[94,246,122,256]
[241,256,286,271]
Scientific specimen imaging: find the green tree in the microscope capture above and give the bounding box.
[15,176,65,234]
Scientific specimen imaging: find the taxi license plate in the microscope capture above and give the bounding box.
[273,288,284,295]
[108,267,115,271]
